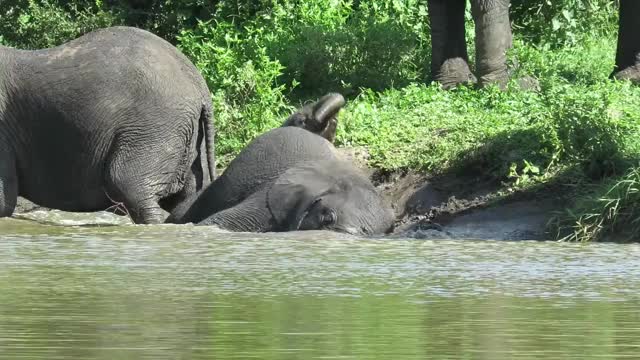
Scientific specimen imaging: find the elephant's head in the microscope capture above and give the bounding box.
[266,160,394,235]
[281,92,345,143]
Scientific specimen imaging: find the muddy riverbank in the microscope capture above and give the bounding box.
[13,147,565,240]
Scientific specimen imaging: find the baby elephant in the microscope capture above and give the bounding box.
[168,95,394,235]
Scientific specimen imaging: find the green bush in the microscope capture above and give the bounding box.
[0,0,121,49]
[511,0,618,47]
[261,0,431,96]
[550,167,640,242]
[177,20,292,164]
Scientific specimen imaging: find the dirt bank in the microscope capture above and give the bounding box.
[374,169,560,240]
[338,147,565,240]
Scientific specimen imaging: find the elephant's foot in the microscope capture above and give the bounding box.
[434,58,477,90]
[104,184,169,224]
[612,65,640,85]
[612,1,640,85]
[126,203,169,224]
[428,0,474,90]
[471,0,513,89]
[281,92,344,142]
[476,69,510,89]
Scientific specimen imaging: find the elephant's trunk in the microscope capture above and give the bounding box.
[312,93,346,127]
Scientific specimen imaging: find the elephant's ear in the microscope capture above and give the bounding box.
[266,164,335,231]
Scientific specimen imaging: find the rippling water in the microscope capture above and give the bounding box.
[1,211,640,359]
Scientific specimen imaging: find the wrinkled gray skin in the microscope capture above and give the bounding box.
[168,95,394,235]
[429,0,640,89]
[0,26,215,223]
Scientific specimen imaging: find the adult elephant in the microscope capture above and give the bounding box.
[168,94,394,235]
[428,0,640,88]
[0,26,215,223]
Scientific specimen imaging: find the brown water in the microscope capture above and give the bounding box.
[1,210,640,359]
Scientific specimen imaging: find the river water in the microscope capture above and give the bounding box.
[1,211,640,359]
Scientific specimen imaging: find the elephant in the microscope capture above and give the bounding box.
[167,94,394,235]
[428,0,640,89]
[0,26,215,224]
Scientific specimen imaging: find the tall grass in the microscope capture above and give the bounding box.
[551,167,640,242]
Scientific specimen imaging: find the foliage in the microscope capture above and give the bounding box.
[0,0,121,49]
[511,0,618,47]
[177,20,292,163]
[259,0,431,96]
[550,167,640,242]
[336,77,640,176]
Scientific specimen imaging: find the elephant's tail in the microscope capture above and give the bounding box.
[201,103,216,182]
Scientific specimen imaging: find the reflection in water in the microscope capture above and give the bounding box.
[1,215,640,359]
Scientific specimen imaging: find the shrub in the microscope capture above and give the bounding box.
[0,0,121,49]
[262,0,431,97]
[178,20,292,164]
[511,0,618,47]
[550,167,640,242]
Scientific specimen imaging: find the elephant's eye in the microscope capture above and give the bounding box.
[289,114,306,127]
[295,117,306,127]
[320,209,336,226]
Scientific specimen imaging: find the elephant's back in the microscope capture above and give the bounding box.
[228,127,336,182]
[198,127,336,216]
[16,26,209,99]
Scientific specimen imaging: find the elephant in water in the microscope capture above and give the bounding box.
[0,26,215,223]
[168,94,394,235]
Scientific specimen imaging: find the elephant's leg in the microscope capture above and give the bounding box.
[105,149,168,224]
[471,0,512,88]
[612,0,640,83]
[159,155,202,214]
[198,191,272,232]
[428,0,476,89]
[0,151,18,217]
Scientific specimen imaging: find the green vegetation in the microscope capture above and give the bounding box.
[2,0,639,241]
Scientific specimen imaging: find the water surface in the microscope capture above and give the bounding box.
[1,211,640,359]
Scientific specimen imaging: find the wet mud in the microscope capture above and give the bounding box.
[337,147,562,241]
[373,168,560,241]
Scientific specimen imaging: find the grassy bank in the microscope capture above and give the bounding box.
[2,0,639,241]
